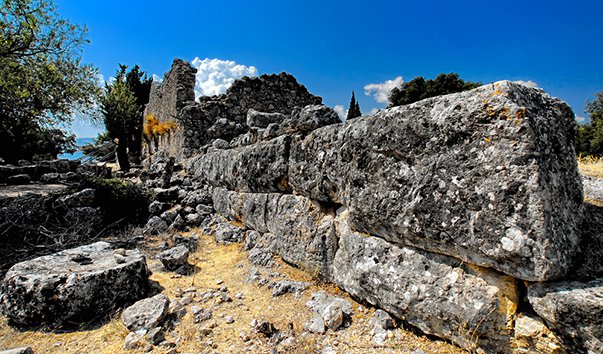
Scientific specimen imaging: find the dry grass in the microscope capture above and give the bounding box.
[578,155,603,178]
[0,231,465,354]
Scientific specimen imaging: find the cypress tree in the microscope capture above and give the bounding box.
[347,91,362,120]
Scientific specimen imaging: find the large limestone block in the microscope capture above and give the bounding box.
[290,81,583,281]
[332,211,519,353]
[528,278,603,353]
[212,188,337,280]
[0,242,149,328]
[189,135,291,193]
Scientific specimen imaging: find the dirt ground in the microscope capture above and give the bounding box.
[0,231,465,354]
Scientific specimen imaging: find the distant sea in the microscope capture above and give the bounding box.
[59,138,94,160]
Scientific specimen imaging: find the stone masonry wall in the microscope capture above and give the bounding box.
[144,59,321,158]
[143,59,602,354]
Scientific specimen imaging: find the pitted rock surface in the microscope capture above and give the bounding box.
[289,81,583,281]
[0,242,149,328]
[528,278,603,354]
[332,211,518,352]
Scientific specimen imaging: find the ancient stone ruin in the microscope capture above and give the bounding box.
[134,58,603,353]
[1,58,601,353]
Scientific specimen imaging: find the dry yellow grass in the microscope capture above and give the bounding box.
[578,155,603,178]
[0,232,465,354]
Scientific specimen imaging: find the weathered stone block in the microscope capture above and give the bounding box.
[528,278,603,353]
[189,135,291,193]
[290,81,583,281]
[212,188,337,280]
[0,242,149,328]
[332,210,519,353]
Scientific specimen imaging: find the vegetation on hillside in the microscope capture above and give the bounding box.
[576,92,603,156]
[388,73,480,107]
[0,0,99,163]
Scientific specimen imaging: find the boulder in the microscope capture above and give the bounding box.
[0,242,149,328]
[188,135,291,193]
[528,278,603,353]
[246,109,287,128]
[289,81,583,282]
[332,211,518,352]
[122,294,170,332]
[157,245,190,271]
[143,216,168,235]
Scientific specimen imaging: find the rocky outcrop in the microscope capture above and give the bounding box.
[289,81,582,282]
[0,242,149,328]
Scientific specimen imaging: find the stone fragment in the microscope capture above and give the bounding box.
[0,348,34,354]
[122,294,170,332]
[280,105,341,134]
[0,242,149,328]
[148,201,166,215]
[212,138,231,149]
[371,309,395,332]
[513,314,565,354]
[528,278,603,354]
[247,109,287,128]
[289,81,583,282]
[271,280,309,297]
[143,216,168,235]
[332,211,518,352]
[304,315,326,334]
[322,302,344,330]
[58,188,95,207]
[157,245,190,271]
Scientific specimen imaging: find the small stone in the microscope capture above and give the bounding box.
[304,316,326,334]
[225,316,235,324]
[235,292,245,299]
[122,294,170,332]
[216,278,223,285]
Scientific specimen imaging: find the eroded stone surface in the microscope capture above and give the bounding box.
[212,188,337,279]
[332,211,518,352]
[0,242,149,328]
[528,278,603,354]
[290,81,583,281]
[189,136,291,193]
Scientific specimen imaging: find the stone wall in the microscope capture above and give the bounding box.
[144,59,321,158]
[144,59,601,353]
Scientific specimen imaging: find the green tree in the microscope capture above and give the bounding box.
[576,92,603,156]
[0,0,98,163]
[99,64,151,169]
[388,73,480,107]
[346,91,362,120]
[100,72,140,171]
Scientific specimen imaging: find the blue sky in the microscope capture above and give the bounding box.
[58,0,603,137]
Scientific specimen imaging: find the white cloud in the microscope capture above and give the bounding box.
[191,57,258,99]
[514,80,539,88]
[576,115,588,124]
[334,105,347,120]
[151,74,163,83]
[364,76,404,104]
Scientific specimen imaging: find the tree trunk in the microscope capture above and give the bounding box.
[116,138,130,171]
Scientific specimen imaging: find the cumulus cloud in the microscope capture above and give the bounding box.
[576,115,588,124]
[513,80,539,88]
[334,105,347,120]
[151,74,163,83]
[364,76,404,104]
[191,57,258,99]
